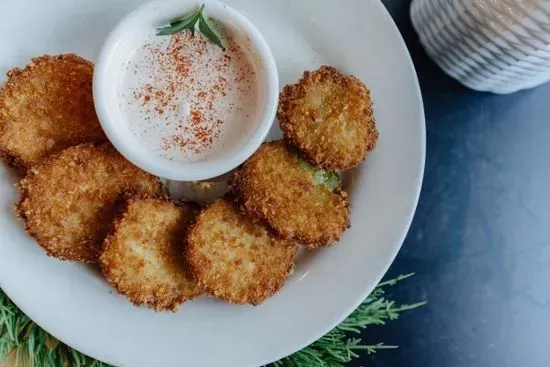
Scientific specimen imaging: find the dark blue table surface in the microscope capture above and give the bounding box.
[355,2,550,366]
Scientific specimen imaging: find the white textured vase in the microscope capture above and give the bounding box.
[410,0,550,94]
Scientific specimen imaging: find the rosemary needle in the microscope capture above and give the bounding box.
[156,4,225,50]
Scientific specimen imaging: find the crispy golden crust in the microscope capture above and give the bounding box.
[278,65,378,170]
[0,54,106,171]
[100,196,201,311]
[16,143,165,263]
[186,198,297,305]
[232,140,350,248]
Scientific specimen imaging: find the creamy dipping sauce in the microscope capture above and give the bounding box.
[119,30,259,162]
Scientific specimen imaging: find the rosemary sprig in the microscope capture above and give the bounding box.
[0,292,108,367]
[157,4,225,50]
[0,273,424,366]
[273,273,427,367]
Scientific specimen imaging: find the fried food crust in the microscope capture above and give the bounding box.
[0,54,106,171]
[278,65,378,170]
[100,196,201,311]
[186,198,297,305]
[232,140,350,248]
[16,143,165,263]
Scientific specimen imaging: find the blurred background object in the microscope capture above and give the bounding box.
[356,1,550,366]
[411,0,550,94]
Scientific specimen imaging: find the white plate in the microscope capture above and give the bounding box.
[0,1,425,366]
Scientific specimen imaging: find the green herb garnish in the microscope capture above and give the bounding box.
[156,4,225,50]
[274,273,426,367]
[300,160,341,191]
[0,274,425,367]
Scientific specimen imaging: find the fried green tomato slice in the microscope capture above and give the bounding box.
[0,54,106,171]
[278,65,378,170]
[100,196,201,311]
[16,143,165,263]
[186,198,297,305]
[232,140,350,248]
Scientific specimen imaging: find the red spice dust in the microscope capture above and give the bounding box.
[129,30,256,157]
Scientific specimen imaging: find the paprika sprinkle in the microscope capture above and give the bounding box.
[119,29,258,162]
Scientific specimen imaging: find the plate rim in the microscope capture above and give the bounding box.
[257,1,426,363]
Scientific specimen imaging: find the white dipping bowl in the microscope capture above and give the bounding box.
[93,0,278,181]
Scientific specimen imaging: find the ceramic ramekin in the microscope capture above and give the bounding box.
[93,0,278,181]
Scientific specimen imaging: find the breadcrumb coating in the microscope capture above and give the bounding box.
[16,143,165,262]
[0,54,106,171]
[101,196,200,311]
[278,65,378,170]
[232,140,350,248]
[186,198,297,305]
